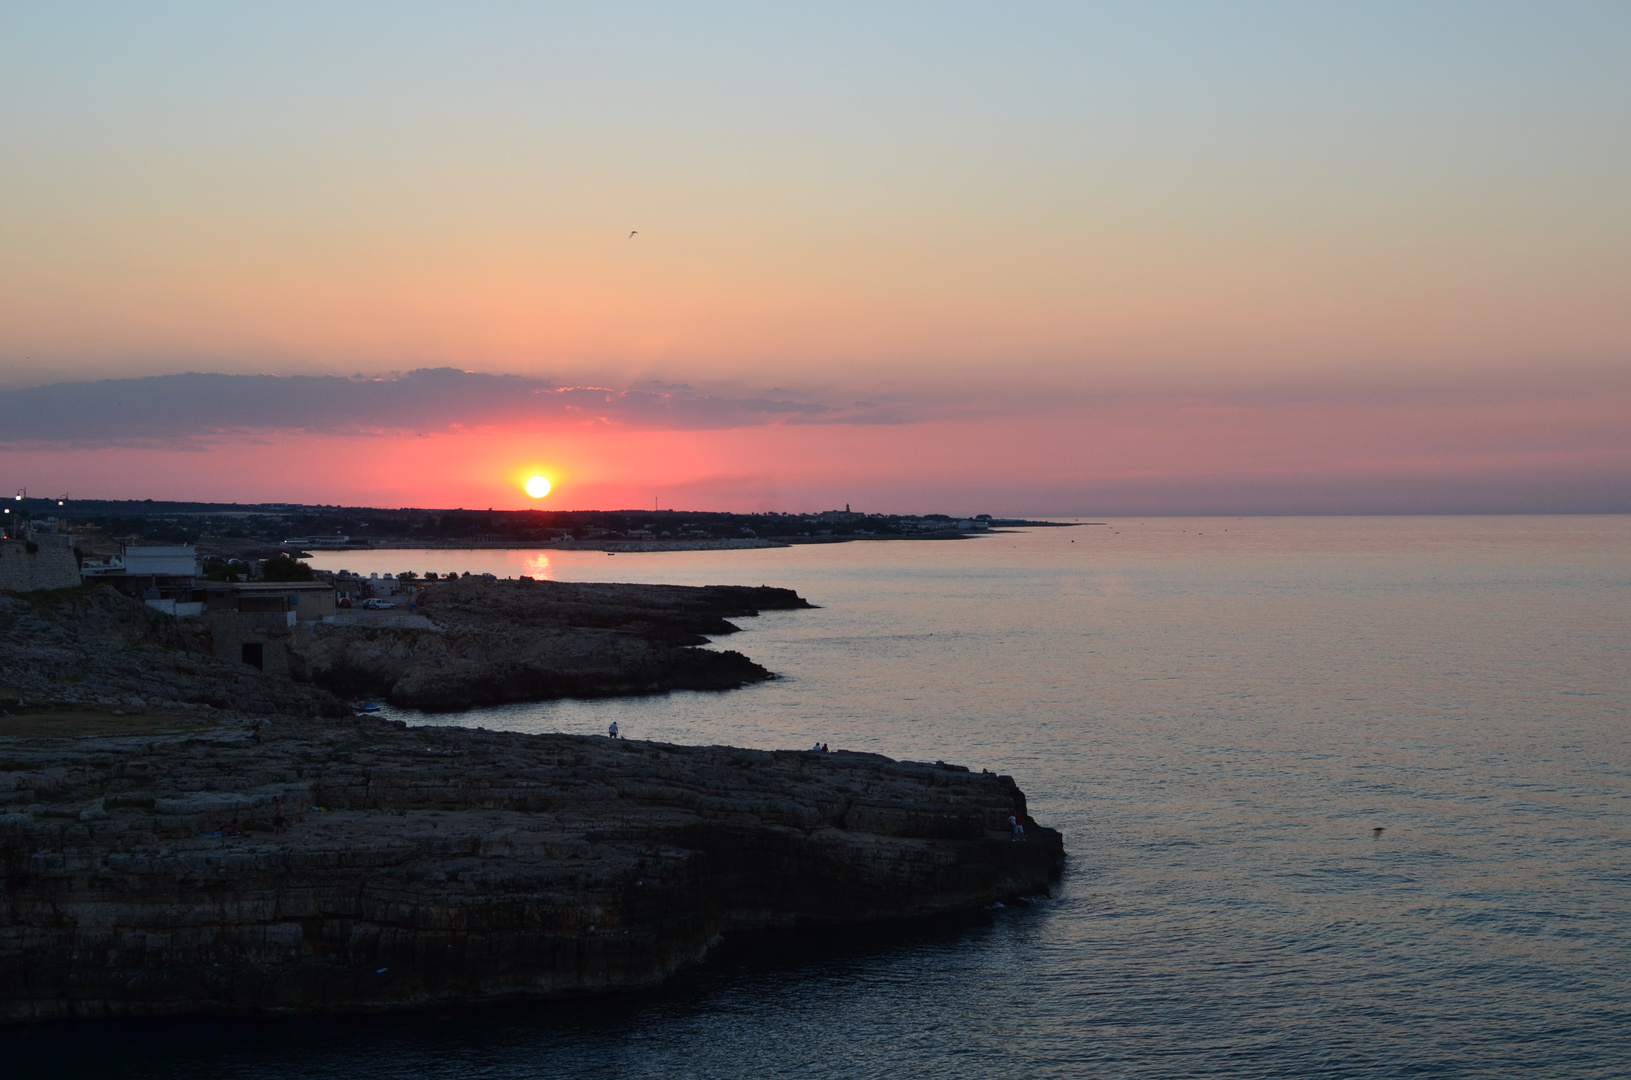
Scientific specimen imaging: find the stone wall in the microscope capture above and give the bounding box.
[201,611,297,675]
[0,538,80,593]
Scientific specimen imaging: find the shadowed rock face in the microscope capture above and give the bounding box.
[0,590,347,719]
[0,717,1063,1021]
[0,581,1063,1022]
[0,579,812,716]
[291,578,815,710]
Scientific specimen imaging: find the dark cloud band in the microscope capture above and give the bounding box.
[0,368,837,446]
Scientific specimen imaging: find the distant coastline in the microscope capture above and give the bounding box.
[31,497,1078,563]
[285,528,1060,556]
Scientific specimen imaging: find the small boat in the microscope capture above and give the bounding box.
[351,701,382,713]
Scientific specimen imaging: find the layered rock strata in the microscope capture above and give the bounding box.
[0,537,80,594]
[0,716,1062,1021]
[0,589,346,719]
[0,579,810,716]
[290,578,814,710]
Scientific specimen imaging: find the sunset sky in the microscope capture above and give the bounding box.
[2,3,1627,513]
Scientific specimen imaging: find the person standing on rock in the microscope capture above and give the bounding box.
[1010,813,1025,842]
[609,721,619,738]
[272,797,286,836]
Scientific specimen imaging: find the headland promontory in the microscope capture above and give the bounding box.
[0,583,1064,1022]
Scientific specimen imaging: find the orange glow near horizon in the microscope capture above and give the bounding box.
[3,379,1629,515]
[507,461,566,505]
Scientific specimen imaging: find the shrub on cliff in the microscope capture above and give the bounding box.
[260,553,315,582]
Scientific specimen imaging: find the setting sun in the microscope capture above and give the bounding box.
[524,475,551,499]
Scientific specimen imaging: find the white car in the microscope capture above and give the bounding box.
[360,598,395,610]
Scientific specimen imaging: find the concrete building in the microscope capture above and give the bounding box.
[816,506,864,526]
[82,545,205,614]
[202,581,336,623]
[121,546,197,578]
[280,535,351,550]
[200,581,337,672]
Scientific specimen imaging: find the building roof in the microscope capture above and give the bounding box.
[199,581,334,592]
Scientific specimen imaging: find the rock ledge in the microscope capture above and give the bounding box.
[0,716,1062,1021]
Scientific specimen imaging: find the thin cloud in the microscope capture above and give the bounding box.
[0,368,852,447]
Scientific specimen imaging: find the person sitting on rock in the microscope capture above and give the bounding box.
[222,817,244,837]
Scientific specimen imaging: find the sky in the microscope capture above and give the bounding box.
[1,2,1627,514]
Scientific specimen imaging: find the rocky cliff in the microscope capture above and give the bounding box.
[0,715,1062,1021]
[0,588,346,719]
[0,581,1062,1021]
[289,578,814,710]
[0,579,809,716]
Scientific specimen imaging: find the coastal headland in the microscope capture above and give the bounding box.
[0,584,1064,1022]
[296,577,817,710]
[2,578,811,714]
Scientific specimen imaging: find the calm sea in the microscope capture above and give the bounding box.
[10,517,1630,1078]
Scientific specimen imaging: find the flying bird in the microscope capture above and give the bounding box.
[629,230,638,238]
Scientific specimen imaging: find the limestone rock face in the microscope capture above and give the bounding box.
[0,580,1064,1022]
[0,589,347,718]
[1,579,812,716]
[0,718,1063,1021]
[0,538,80,593]
[291,578,813,710]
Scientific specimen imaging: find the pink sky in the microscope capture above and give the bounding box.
[3,372,1624,514]
[2,6,1628,513]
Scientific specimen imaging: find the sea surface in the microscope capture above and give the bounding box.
[10,516,1630,1078]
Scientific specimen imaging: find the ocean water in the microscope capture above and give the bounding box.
[10,516,1630,1078]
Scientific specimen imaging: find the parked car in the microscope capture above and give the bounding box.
[360,598,395,610]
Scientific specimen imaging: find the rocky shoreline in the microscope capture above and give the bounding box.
[1,578,812,715]
[296,577,816,710]
[0,717,1062,1022]
[0,583,1064,1022]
